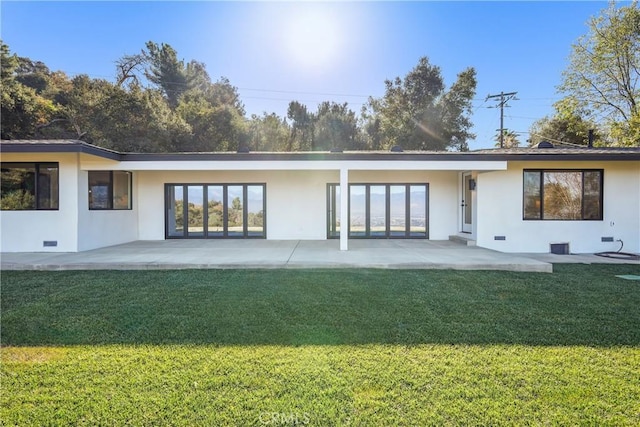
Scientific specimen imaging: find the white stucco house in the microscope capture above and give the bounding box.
[1,139,639,254]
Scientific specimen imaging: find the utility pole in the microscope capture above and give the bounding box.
[486,91,518,148]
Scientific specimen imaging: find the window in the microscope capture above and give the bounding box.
[0,162,59,210]
[166,183,266,238]
[88,171,132,210]
[523,170,603,220]
[327,183,429,238]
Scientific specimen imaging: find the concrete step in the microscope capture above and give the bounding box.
[449,235,477,246]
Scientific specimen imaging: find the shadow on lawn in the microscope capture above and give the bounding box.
[1,265,639,347]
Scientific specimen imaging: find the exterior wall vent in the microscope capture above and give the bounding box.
[43,241,58,247]
[601,236,614,242]
[494,236,506,241]
[550,243,570,255]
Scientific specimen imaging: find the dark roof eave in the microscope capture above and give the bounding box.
[1,141,122,161]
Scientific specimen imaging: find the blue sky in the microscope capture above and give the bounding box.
[1,1,618,150]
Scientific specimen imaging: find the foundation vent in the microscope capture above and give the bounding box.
[43,241,58,247]
[601,236,614,242]
[550,243,570,255]
[494,236,506,241]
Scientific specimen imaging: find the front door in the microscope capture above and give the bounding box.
[461,173,472,233]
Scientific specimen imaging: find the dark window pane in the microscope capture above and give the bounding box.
[227,186,244,236]
[543,172,582,220]
[113,171,131,209]
[583,171,602,220]
[369,185,386,237]
[37,163,59,209]
[0,163,36,210]
[247,185,265,237]
[207,185,224,237]
[389,185,406,237]
[89,171,112,209]
[187,185,204,237]
[349,185,366,237]
[409,185,427,237]
[167,185,184,237]
[523,171,541,219]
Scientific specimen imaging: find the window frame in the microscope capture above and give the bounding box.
[164,183,266,239]
[522,169,604,221]
[88,170,133,210]
[0,162,59,211]
[326,183,429,239]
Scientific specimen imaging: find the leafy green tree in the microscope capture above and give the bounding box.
[1,42,56,139]
[144,42,190,108]
[314,101,361,151]
[245,113,290,151]
[559,1,640,146]
[365,57,477,151]
[529,98,603,146]
[287,101,314,150]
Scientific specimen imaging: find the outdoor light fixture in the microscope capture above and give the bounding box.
[469,179,476,190]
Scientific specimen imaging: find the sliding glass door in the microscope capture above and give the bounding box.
[166,183,266,238]
[327,183,428,239]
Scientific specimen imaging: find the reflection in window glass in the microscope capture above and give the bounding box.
[113,171,131,209]
[583,171,602,220]
[523,171,541,220]
[349,185,366,237]
[187,185,205,237]
[247,185,264,237]
[543,172,582,220]
[227,186,244,237]
[1,163,37,210]
[328,183,428,239]
[168,185,184,237]
[207,186,224,236]
[369,185,386,237]
[88,171,111,209]
[409,185,427,237]
[389,185,406,237]
[523,170,602,220]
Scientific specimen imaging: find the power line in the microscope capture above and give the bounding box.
[486,91,518,148]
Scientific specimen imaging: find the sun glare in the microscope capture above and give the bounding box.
[281,6,343,72]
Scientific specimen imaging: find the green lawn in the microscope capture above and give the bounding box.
[2,265,639,425]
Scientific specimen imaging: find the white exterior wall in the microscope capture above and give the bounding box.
[0,153,80,252]
[137,169,338,240]
[76,170,139,251]
[477,161,640,253]
[136,169,459,241]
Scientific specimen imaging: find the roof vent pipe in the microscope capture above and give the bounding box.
[390,145,404,152]
[330,147,343,153]
[588,129,594,148]
[537,141,554,149]
[237,146,250,153]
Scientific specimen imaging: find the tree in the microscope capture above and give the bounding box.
[245,113,290,151]
[559,1,640,146]
[365,57,477,151]
[144,41,190,108]
[287,101,314,150]
[494,130,521,148]
[314,101,361,151]
[1,42,56,139]
[529,97,603,146]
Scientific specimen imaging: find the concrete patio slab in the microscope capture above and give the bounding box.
[0,240,561,272]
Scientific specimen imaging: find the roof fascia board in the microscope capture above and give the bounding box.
[1,143,122,161]
[83,160,508,171]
